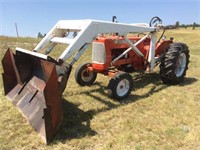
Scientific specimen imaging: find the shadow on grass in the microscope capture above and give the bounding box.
[54,74,197,143]
[54,99,97,143]
[84,73,167,114]
[179,77,198,86]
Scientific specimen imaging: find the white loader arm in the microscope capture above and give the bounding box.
[33,20,156,65]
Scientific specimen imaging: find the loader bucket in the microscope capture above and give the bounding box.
[2,48,70,144]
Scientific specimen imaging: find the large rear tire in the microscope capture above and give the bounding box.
[159,42,189,84]
[75,63,97,86]
[107,72,133,101]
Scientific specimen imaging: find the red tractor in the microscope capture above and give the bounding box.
[2,17,189,143]
[75,34,189,100]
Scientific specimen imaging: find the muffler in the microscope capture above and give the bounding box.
[2,48,71,144]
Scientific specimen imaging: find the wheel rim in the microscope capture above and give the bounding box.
[116,79,130,97]
[81,69,94,82]
[175,53,187,77]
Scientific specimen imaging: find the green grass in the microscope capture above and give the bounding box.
[0,28,200,150]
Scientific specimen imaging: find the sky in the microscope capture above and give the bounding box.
[0,0,200,37]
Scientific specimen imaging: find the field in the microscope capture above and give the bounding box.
[0,28,200,150]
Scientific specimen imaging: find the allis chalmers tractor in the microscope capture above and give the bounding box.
[1,17,189,143]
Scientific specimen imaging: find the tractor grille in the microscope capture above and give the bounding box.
[92,42,106,64]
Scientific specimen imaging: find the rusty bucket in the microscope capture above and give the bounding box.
[2,48,70,144]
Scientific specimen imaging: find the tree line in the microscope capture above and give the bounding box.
[165,21,200,30]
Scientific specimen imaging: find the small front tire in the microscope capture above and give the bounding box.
[107,72,133,101]
[75,63,97,86]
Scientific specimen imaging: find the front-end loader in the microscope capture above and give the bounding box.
[1,17,189,143]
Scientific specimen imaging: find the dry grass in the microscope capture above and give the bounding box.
[0,28,200,150]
